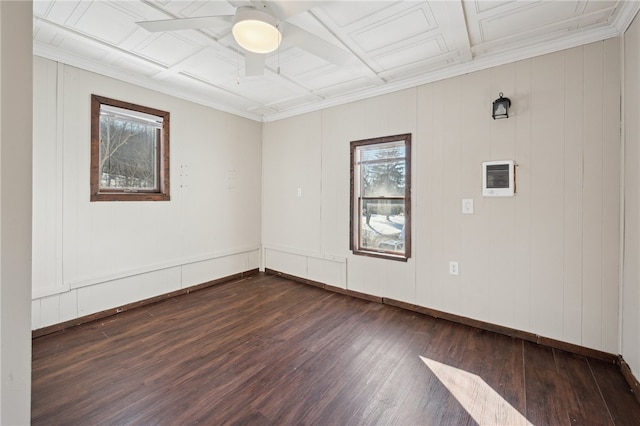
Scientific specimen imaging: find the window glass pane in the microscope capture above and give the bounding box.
[358,142,404,161]
[360,199,405,253]
[99,110,159,191]
[358,141,406,197]
[361,160,406,197]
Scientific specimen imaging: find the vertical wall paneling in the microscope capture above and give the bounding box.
[623,14,640,379]
[320,104,364,260]
[262,113,322,253]
[529,51,566,340]
[488,63,517,328]
[513,59,533,332]
[441,78,463,314]
[563,47,585,346]
[61,65,81,288]
[429,80,449,312]
[415,83,435,306]
[601,37,622,354]
[458,70,491,323]
[263,39,623,355]
[582,43,606,350]
[32,59,262,329]
[32,58,66,299]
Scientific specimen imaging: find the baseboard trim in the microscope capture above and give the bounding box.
[32,268,260,339]
[264,268,383,303]
[619,356,640,404]
[382,297,618,363]
[265,268,640,405]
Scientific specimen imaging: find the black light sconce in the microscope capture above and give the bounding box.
[492,92,511,119]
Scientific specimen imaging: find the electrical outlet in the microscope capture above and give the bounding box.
[449,261,459,275]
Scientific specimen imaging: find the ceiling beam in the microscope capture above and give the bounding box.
[432,0,472,63]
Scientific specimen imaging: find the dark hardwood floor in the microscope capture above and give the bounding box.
[32,273,640,425]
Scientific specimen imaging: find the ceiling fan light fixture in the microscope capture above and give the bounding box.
[232,7,281,54]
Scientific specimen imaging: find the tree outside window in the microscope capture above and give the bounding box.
[90,95,170,202]
[350,134,411,261]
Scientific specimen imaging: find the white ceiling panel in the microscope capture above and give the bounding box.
[37,0,82,23]
[274,50,328,77]
[164,48,236,82]
[350,7,435,53]
[180,0,237,18]
[229,75,310,105]
[317,1,403,28]
[477,2,582,42]
[57,37,111,61]
[293,65,366,91]
[66,1,141,45]
[33,0,639,122]
[372,36,445,70]
[132,33,202,66]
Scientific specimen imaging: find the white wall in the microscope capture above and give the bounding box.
[624,13,640,383]
[1,1,32,423]
[263,39,622,354]
[31,58,262,330]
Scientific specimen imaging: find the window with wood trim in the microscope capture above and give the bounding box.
[350,133,411,261]
[90,94,170,201]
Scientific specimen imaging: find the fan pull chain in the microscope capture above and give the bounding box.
[277,24,281,75]
[236,44,240,85]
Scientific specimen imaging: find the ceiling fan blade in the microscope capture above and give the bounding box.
[281,22,351,65]
[137,16,232,32]
[245,52,266,76]
[228,0,254,7]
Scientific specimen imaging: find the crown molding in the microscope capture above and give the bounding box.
[33,43,264,122]
[34,4,639,124]
[613,0,640,33]
[262,21,624,122]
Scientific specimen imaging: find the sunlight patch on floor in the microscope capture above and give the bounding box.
[420,356,533,426]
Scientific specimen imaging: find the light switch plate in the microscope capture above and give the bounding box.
[449,261,459,275]
[462,198,474,214]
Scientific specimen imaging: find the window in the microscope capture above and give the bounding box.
[350,133,411,261]
[90,95,170,201]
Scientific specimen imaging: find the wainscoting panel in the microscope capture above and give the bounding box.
[307,256,347,288]
[180,249,260,288]
[32,250,260,330]
[264,246,347,288]
[76,267,182,318]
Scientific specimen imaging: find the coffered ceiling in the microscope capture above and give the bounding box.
[33,1,640,122]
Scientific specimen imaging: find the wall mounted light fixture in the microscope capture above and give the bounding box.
[492,92,511,119]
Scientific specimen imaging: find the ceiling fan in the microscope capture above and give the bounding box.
[136,0,351,76]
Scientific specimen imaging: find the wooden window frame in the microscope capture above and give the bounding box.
[90,94,170,202]
[350,133,412,261]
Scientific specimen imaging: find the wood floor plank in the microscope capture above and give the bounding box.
[589,357,640,426]
[523,342,618,425]
[553,349,611,425]
[32,273,640,425]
